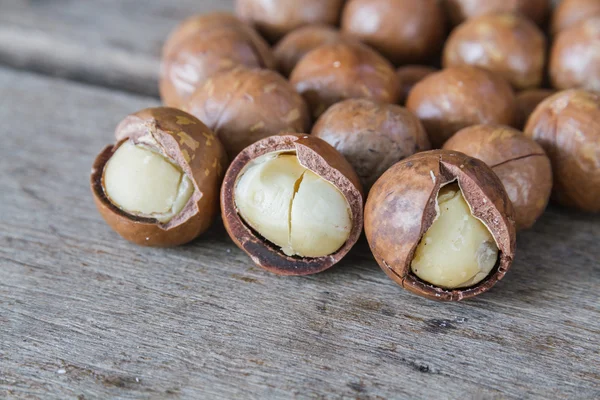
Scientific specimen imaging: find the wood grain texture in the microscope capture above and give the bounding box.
[0,67,599,399]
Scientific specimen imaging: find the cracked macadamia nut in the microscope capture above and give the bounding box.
[222,134,364,275]
[160,13,275,109]
[274,25,345,77]
[341,0,447,65]
[515,89,555,130]
[396,66,438,105]
[290,41,399,118]
[442,0,550,27]
[187,67,311,159]
[443,13,546,90]
[525,89,600,213]
[365,150,516,301]
[312,98,431,190]
[444,125,553,230]
[406,66,516,148]
[551,0,600,35]
[550,17,600,92]
[91,107,228,247]
[236,0,345,42]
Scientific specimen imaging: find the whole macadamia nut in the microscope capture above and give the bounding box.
[552,0,600,35]
[290,41,400,118]
[160,13,275,109]
[550,17,600,92]
[444,125,553,230]
[396,65,438,105]
[442,0,550,27]
[525,89,600,213]
[236,0,345,42]
[312,98,431,190]
[406,66,516,148]
[91,108,228,247]
[341,0,447,65]
[187,67,311,159]
[514,89,555,129]
[365,150,516,301]
[443,13,546,90]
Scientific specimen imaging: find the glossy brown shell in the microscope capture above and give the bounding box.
[91,107,228,247]
[443,125,552,230]
[274,25,345,77]
[235,0,345,42]
[290,41,400,118]
[514,89,555,130]
[406,66,516,148]
[524,89,600,213]
[187,67,311,159]
[365,150,516,301]
[551,0,600,34]
[341,0,446,65]
[550,17,600,92]
[312,98,431,191]
[442,0,550,27]
[221,134,364,276]
[396,65,438,105]
[443,13,546,90]
[159,13,275,109]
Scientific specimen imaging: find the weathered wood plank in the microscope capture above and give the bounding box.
[0,67,599,399]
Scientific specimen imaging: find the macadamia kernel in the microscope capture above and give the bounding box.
[411,184,498,289]
[103,141,194,223]
[234,152,352,258]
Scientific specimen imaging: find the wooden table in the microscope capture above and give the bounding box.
[1,1,598,399]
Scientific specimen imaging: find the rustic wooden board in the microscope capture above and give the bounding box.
[1,67,599,399]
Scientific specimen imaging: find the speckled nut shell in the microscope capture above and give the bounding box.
[524,89,600,213]
[221,134,364,276]
[551,0,600,35]
[365,150,516,301]
[443,125,552,230]
[290,41,400,118]
[159,13,275,109]
[443,13,546,90]
[550,17,600,92]
[91,107,228,247]
[235,0,345,42]
[312,98,431,191]
[442,0,550,27]
[396,65,438,105]
[187,67,311,159]
[406,66,516,148]
[341,0,446,65]
[274,25,345,77]
[514,89,555,129]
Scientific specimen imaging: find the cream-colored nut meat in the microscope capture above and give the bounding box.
[411,183,499,289]
[103,141,194,223]
[234,152,352,258]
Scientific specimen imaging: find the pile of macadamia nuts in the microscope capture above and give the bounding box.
[91,0,599,301]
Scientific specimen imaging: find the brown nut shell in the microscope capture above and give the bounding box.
[274,25,345,77]
[406,66,516,148]
[290,41,400,118]
[524,89,600,212]
[341,0,447,65]
[236,0,345,42]
[550,17,600,92]
[514,89,555,130]
[443,125,552,230]
[443,13,546,90]
[221,134,364,276]
[551,0,600,35]
[187,67,311,159]
[365,150,516,301]
[312,98,431,191]
[396,65,438,105]
[442,0,550,27]
[91,107,228,247]
[159,13,275,109]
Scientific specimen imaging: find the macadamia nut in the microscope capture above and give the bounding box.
[411,184,498,289]
[235,152,352,258]
[103,141,194,223]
